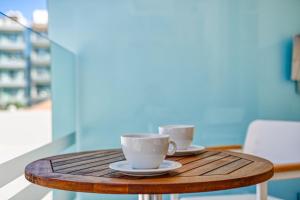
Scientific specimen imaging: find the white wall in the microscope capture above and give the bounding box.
[0,110,52,163]
[0,110,52,199]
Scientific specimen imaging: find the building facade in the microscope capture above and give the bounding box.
[0,10,51,109]
[30,10,51,105]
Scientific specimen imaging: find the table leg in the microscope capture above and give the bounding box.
[139,194,163,200]
[256,182,268,200]
[170,194,179,200]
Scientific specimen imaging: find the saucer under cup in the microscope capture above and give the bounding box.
[109,160,182,176]
[173,145,205,156]
[159,125,194,150]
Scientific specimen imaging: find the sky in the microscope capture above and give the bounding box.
[0,0,47,22]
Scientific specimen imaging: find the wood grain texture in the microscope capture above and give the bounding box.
[206,145,243,151]
[274,163,300,173]
[25,149,273,194]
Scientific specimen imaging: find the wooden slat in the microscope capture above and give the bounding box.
[166,151,212,162]
[51,149,120,163]
[70,162,112,175]
[177,151,220,165]
[166,157,183,161]
[86,168,115,177]
[179,156,240,176]
[173,153,229,175]
[50,151,100,162]
[204,159,253,175]
[104,172,139,179]
[56,156,125,174]
[52,151,121,167]
[86,167,113,176]
[53,152,123,171]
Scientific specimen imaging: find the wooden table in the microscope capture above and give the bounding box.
[25,149,273,200]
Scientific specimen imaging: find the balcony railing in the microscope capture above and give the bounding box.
[0,39,25,52]
[31,35,50,49]
[0,22,24,32]
[0,132,76,200]
[0,59,26,69]
[30,53,51,66]
[0,81,26,88]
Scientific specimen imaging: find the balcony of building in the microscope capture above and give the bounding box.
[0,18,24,33]
[0,81,26,88]
[0,88,26,106]
[0,71,26,88]
[31,33,50,49]
[0,11,26,33]
[31,68,51,84]
[30,51,50,66]
[0,57,26,69]
[31,87,50,103]
[0,38,25,52]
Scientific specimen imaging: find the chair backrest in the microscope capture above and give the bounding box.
[243,120,300,164]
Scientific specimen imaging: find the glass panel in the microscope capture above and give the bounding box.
[0,11,76,200]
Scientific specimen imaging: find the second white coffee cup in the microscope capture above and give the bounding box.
[159,125,195,150]
[121,134,177,169]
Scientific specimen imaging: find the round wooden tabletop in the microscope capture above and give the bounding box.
[25,149,273,194]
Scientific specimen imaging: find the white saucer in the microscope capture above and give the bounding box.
[172,145,205,156]
[109,160,182,177]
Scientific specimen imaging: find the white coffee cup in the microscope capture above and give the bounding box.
[121,134,177,169]
[159,125,195,150]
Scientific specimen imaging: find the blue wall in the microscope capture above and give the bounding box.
[48,0,300,199]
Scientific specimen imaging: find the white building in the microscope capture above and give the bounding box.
[30,10,51,103]
[0,11,27,108]
[0,10,51,109]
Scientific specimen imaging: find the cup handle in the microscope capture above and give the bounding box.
[167,140,177,156]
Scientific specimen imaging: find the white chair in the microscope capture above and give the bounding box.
[172,120,300,200]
